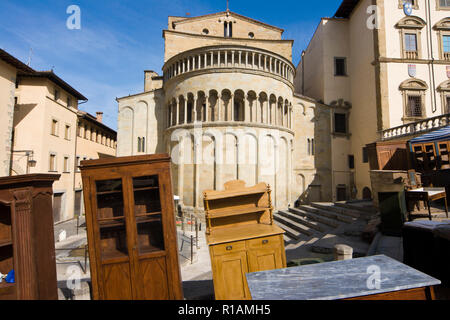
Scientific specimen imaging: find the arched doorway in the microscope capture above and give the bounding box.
[362,187,372,200]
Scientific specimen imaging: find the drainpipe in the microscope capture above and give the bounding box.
[426,0,438,113]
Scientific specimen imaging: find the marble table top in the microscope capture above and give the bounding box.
[246,255,441,300]
[407,188,446,196]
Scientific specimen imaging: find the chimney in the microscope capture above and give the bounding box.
[96,112,103,123]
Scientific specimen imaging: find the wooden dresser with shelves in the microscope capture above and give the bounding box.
[0,174,60,300]
[80,154,183,300]
[204,180,286,300]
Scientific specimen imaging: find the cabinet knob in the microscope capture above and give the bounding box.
[262,240,269,245]
[226,245,233,251]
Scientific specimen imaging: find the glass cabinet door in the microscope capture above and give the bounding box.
[132,175,165,255]
[95,179,129,262]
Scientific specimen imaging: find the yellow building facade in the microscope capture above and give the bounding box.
[0,50,117,223]
[296,0,450,200]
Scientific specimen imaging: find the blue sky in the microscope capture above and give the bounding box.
[0,0,343,130]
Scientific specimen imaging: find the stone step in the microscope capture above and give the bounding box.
[274,221,303,241]
[289,207,340,228]
[277,210,328,233]
[283,234,292,246]
[334,201,378,214]
[299,205,355,224]
[310,202,360,218]
[273,213,315,237]
[285,236,319,250]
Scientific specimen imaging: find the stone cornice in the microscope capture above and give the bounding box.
[163,44,295,69]
[163,29,293,44]
[116,88,163,102]
[164,121,295,136]
[163,67,295,91]
[373,57,450,65]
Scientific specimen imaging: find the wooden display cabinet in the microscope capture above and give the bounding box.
[204,180,286,300]
[80,154,183,300]
[0,174,60,300]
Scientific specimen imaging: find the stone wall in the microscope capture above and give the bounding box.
[0,60,17,177]
[164,31,293,62]
[169,12,283,40]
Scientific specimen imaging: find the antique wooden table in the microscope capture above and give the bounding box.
[405,188,448,221]
[246,255,440,300]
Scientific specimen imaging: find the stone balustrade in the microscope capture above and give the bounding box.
[445,52,450,61]
[381,113,450,140]
[163,45,295,85]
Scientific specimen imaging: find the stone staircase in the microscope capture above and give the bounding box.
[274,201,379,261]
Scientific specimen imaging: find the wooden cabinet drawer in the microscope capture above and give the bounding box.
[247,235,281,249]
[212,241,246,256]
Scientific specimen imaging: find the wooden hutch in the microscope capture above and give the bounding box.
[80,154,183,300]
[0,174,60,300]
[366,140,409,171]
[204,180,286,300]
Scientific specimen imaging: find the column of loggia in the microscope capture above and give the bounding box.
[204,95,209,122]
[244,94,250,122]
[253,96,258,124]
[289,105,293,129]
[167,101,171,128]
[173,101,178,127]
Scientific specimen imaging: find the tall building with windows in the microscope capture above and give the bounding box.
[0,49,117,223]
[117,9,337,212]
[295,0,450,200]
[74,111,117,217]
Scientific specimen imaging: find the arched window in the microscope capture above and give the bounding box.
[187,102,193,123]
[224,21,232,38]
[399,78,428,120]
[137,137,146,153]
[395,16,426,59]
[434,18,450,61]
[437,80,450,114]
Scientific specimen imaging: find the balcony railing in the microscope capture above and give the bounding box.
[404,51,418,60]
[444,52,450,61]
[163,45,295,85]
[381,113,450,141]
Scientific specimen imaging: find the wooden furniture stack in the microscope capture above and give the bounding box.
[80,154,183,300]
[204,180,286,300]
[0,174,60,300]
[366,141,409,171]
